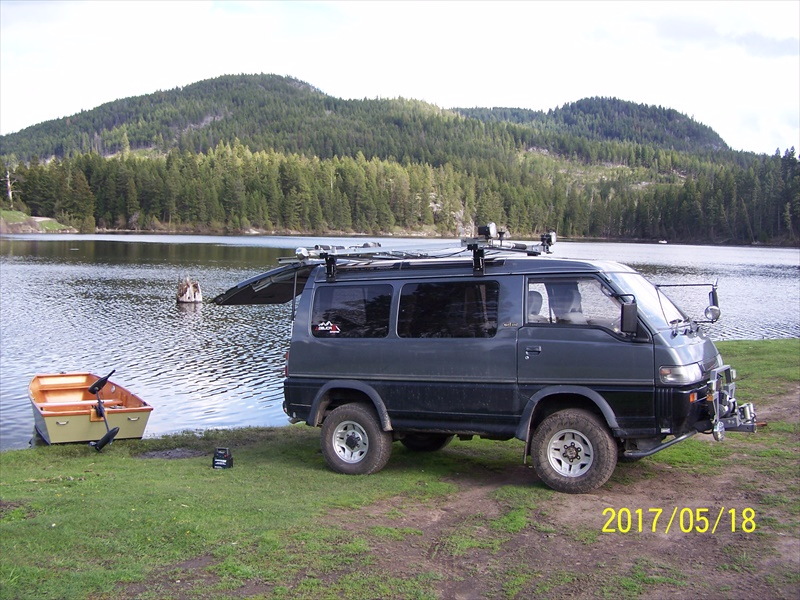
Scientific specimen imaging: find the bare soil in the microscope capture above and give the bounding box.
[122,395,799,599]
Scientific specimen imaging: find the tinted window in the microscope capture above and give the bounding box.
[398,281,499,338]
[312,285,392,338]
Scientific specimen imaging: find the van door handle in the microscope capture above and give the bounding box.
[525,346,542,359]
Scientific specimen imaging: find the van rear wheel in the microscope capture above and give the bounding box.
[400,433,454,452]
[321,403,392,475]
[531,409,617,494]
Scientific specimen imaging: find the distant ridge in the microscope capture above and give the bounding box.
[0,73,728,161]
[455,97,727,153]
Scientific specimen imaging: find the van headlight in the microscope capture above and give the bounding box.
[659,364,703,385]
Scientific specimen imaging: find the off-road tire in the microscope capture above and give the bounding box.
[531,408,617,494]
[400,433,454,452]
[320,403,392,475]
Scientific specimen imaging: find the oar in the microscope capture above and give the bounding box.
[89,372,120,451]
[90,399,119,451]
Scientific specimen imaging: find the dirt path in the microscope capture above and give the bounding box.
[328,458,798,599]
[326,397,800,599]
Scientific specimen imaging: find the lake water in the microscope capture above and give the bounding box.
[1,234,798,451]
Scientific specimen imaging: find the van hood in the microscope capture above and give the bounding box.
[213,262,318,305]
[653,329,721,374]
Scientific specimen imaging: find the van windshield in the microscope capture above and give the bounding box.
[607,272,689,331]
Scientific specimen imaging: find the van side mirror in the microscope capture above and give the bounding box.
[621,302,638,334]
[705,288,721,322]
[709,288,719,308]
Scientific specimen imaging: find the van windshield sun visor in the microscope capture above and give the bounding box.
[213,263,316,305]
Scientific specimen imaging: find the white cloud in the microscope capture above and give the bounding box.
[1,0,797,154]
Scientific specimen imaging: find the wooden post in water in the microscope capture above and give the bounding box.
[177,277,202,303]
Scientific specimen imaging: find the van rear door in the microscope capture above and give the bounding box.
[213,262,318,305]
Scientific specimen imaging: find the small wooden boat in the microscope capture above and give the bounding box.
[29,372,153,445]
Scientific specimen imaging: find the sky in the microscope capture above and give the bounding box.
[0,0,798,155]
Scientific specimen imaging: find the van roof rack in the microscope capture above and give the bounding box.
[279,223,556,279]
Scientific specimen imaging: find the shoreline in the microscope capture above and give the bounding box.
[3,219,797,248]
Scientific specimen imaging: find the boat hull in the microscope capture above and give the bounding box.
[29,373,153,445]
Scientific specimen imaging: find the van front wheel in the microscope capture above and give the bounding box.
[321,403,392,475]
[531,409,617,494]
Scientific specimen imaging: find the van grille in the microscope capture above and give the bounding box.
[656,388,672,430]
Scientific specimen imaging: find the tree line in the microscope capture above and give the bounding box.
[3,141,797,244]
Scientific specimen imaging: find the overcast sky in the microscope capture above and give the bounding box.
[1,0,798,155]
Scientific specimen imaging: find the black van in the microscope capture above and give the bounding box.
[215,230,756,493]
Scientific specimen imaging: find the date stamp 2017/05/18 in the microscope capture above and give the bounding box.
[602,507,756,534]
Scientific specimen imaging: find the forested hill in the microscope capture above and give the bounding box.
[1,73,798,246]
[455,97,728,153]
[1,74,726,162]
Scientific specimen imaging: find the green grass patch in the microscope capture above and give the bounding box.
[0,339,796,599]
[716,339,800,403]
[534,570,579,595]
[37,218,68,231]
[489,484,552,534]
[572,526,600,545]
[650,436,736,471]
[501,563,540,598]
[0,209,28,223]
[441,515,506,556]
[0,209,70,231]
[600,558,687,598]
[0,426,453,599]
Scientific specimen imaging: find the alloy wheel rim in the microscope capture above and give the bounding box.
[546,428,594,477]
[332,420,369,463]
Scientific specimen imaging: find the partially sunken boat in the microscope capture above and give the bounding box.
[29,372,153,445]
[177,277,202,303]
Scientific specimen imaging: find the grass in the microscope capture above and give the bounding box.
[0,209,28,223]
[0,209,70,231]
[600,558,687,598]
[0,427,456,598]
[715,339,799,402]
[0,339,797,599]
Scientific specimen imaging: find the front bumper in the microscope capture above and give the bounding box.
[707,365,757,440]
[622,365,756,459]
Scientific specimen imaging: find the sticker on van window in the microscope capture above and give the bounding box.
[315,321,341,334]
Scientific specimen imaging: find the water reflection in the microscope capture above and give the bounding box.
[0,238,297,451]
[1,235,798,451]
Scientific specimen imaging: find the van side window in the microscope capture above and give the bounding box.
[528,279,622,330]
[311,285,392,338]
[398,281,499,338]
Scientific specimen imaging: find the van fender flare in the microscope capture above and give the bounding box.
[514,385,620,446]
[307,380,392,431]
